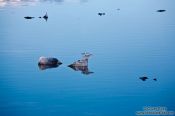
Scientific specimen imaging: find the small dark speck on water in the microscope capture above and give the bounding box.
[98,12,106,16]
[153,78,157,81]
[43,12,48,21]
[157,10,166,12]
[139,77,148,81]
[24,16,34,19]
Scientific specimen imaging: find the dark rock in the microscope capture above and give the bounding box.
[98,12,105,16]
[24,16,34,19]
[139,76,148,81]
[157,10,166,12]
[43,12,48,21]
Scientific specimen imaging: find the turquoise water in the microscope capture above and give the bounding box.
[0,0,175,116]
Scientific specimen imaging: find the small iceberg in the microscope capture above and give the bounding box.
[38,56,62,70]
[68,53,94,75]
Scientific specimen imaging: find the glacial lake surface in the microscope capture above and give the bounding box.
[0,0,175,116]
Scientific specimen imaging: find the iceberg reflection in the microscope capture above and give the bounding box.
[68,65,94,75]
[38,64,62,70]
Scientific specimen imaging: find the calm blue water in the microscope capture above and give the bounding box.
[0,0,175,116]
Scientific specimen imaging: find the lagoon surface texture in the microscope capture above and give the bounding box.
[0,0,175,116]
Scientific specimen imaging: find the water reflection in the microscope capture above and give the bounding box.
[38,64,62,70]
[41,0,88,3]
[41,0,63,2]
[68,65,94,75]
[0,0,88,7]
[0,0,38,7]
